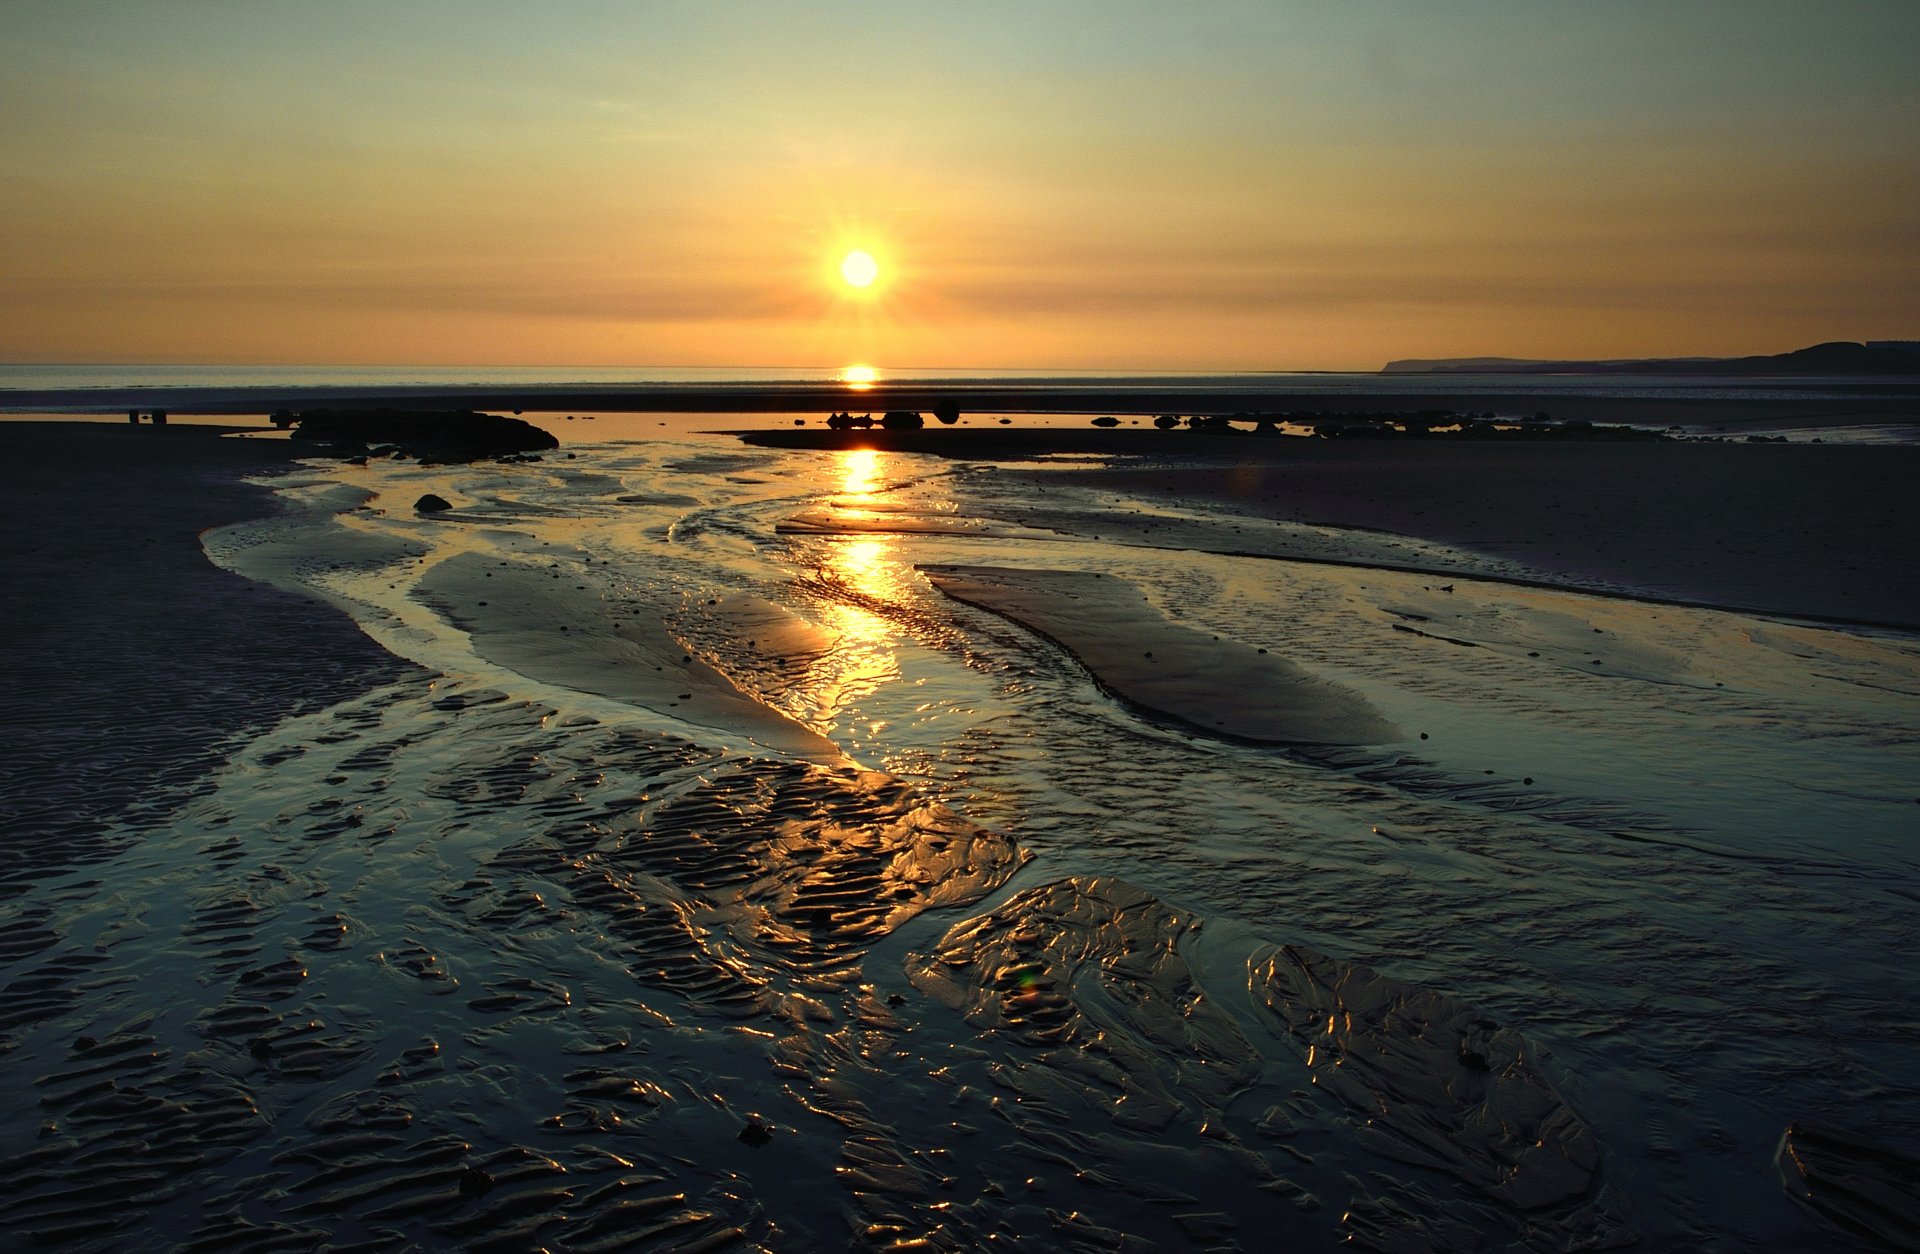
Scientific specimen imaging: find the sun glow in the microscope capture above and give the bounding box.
[840,249,879,288]
[841,363,878,389]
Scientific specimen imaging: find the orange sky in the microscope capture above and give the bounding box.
[3,2,1915,370]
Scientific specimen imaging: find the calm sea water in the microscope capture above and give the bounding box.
[0,361,1910,403]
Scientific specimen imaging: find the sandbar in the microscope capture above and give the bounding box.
[921,564,1398,745]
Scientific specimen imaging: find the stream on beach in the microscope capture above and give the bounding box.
[4,421,1918,1251]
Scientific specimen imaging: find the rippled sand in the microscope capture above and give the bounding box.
[2,422,1917,1250]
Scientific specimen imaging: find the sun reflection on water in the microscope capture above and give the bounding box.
[792,452,938,748]
[840,447,883,497]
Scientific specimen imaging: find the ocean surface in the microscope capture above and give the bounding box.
[3,418,1918,1250]
[2,359,1915,402]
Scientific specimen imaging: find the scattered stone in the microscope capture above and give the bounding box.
[415,494,453,513]
[739,1117,773,1148]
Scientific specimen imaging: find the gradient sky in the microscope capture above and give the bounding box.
[3,1,1916,370]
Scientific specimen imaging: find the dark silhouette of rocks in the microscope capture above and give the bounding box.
[933,404,961,425]
[1091,415,1121,427]
[881,410,924,429]
[414,493,452,513]
[825,411,875,429]
[286,409,558,462]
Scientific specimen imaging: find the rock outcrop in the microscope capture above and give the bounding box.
[286,409,558,463]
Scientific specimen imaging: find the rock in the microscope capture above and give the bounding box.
[415,494,453,513]
[738,1117,773,1148]
[1154,414,1181,429]
[882,410,924,429]
[1091,415,1120,427]
[286,408,558,463]
[458,1165,495,1198]
[933,404,961,425]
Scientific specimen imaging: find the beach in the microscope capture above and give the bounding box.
[2,413,1918,1251]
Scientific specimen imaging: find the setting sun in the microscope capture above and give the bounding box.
[839,249,879,289]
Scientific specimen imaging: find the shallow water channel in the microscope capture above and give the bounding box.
[4,427,1917,1251]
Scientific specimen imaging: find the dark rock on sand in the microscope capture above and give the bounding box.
[881,410,924,429]
[415,494,453,513]
[287,409,558,463]
[1091,415,1121,427]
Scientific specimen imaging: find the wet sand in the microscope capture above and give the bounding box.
[744,428,1920,629]
[0,422,410,891]
[921,564,1398,744]
[2,416,1916,1251]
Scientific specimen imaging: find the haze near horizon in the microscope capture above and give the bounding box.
[2,1,1915,371]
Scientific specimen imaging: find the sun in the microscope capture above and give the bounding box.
[840,249,879,289]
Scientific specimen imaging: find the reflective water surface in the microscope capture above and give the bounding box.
[3,426,1917,1250]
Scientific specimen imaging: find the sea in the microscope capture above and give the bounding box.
[1,366,1917,1250]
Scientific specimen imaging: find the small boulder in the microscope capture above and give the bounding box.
[415,493,453,513]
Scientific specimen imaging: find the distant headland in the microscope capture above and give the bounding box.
[1382,340,1920,376]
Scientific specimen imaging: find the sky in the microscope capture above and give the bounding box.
[2,1,1916,370]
